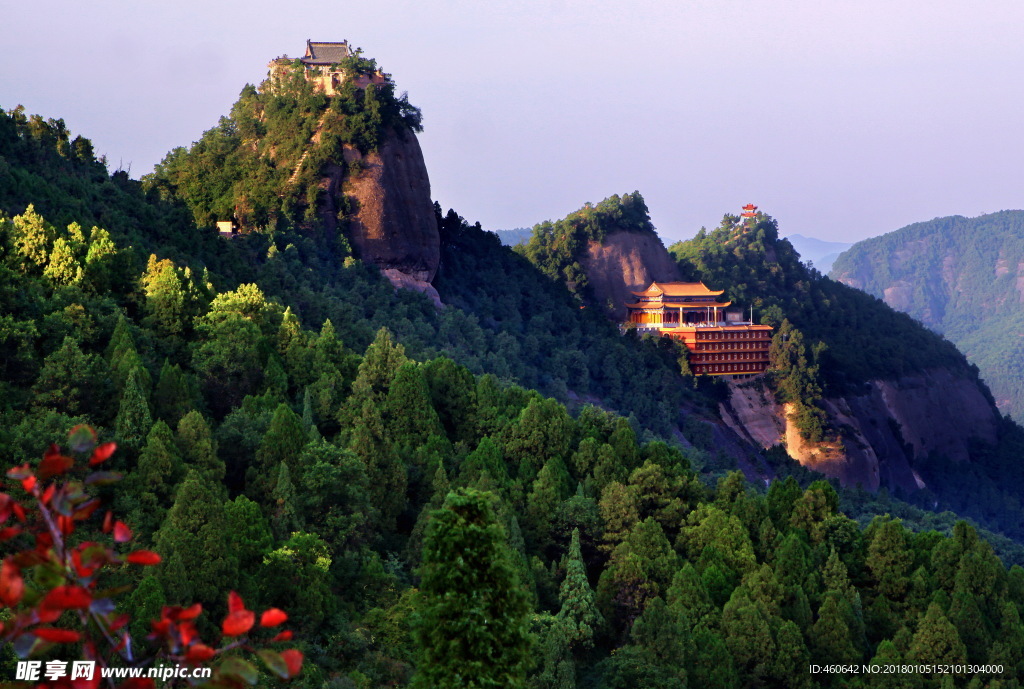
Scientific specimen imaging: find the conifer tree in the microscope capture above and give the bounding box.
[124,575,166,656]
[271,461,304,541]
[812,592,859,664]
[153,359,194,425]
[43,236,82,285]
[383,361,445,467]
[908,603,967,667]
[413,488,531,689]
[115,366,153,452]
[31,336,96,415]
[690,628,739,689]
[224,495,273,602]
[176,409,224,488]
[720,586,775,685]
[252,402,306,497]
[867,641,921,689]
[630,596,690,674]
[557,529,602,652]
[528,617,576,689]
[349,398,406,530]
[154,470,238,609]
[126,420,184,536]
[867,517,913,604]
[11,204,55,272]
[771,620,811,689]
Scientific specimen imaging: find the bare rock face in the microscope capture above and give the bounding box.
[720,368,999,492]
[342,131,440,284]
[581,230,681,318]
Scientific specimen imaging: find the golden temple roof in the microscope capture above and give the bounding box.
[630,281,725,298]
[625,301,733,310]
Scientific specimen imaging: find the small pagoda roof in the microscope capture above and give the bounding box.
[302,40,350,65]
[631,281,725,298]
[626,300,733,310]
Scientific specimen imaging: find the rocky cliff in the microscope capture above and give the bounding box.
[334,131,441,304]
[719,368,999,492]
[581,230,681,319]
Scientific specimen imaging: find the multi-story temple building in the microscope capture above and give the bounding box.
[625,281,773,376]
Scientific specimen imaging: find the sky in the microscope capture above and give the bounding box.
[3,0,1022,245]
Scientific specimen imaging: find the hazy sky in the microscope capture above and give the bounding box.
[3,0,1022,244]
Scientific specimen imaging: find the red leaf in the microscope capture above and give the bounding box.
[89,442,117,466]
[57,514,74,535]
[21,475,37,493]
[32,627,81,643]
[281,649,304,677]
[10,501,24,522]
[221,609,255,637]
[0,526,22,541]
[39,485,54,506]
[270,630,293,642]
[103,510,113,534]
[178,620,198,646]
[260,608,288,627]
[0,559,24,607]
[148,618,172,639]
[39,452,74,479]
[186,643,216,663]
[113,521,132,543]
[42,585,93,610]
[126,550,161,566]
[36,606,62,623]
[178,603,202,621]
[227,590,245,614]
[109,613,129,631]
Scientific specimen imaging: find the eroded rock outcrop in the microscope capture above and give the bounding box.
[720,368,999,492]
[581,230,681,319]
[339,131,440,292]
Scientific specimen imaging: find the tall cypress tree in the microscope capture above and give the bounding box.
[557,528,602,652]
[115,366,153,452]
[413,488,531,689]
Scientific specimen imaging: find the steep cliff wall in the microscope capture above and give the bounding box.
[580,230,681,319]
[333,130,441,303]
[720,368,999,492]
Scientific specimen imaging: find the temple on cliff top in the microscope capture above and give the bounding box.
[267,40,385,96]
[625,281,773,377]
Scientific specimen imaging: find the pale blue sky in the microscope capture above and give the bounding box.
[3,0,1022,243]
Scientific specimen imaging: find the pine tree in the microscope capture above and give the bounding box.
[413,489,531,689]
[31,336,96,415]
[126,420,184,536]
[867,517,913,604]
[115,367,153,452]
[690,628,739,689]
[176,410,225,491]
[43,236,82,285]
[224,495,273,602]
[557,528,602,652]
[153,359,194,425]
[251,402,306,498]
[271,461,304,541]
[908,603,967,667]
[154,470,238,609]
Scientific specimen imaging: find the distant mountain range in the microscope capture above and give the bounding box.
[784,234,853,274]
[830,210,1024,422]
[494,228,532,246]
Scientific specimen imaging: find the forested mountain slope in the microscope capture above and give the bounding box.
[831,210,1024,423]
[4,53,1024,686]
